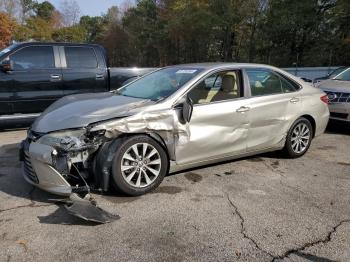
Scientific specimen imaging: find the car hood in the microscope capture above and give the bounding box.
[31,92,154,133]
[318,79,350,92]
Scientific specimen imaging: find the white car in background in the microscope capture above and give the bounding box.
[318,68,350,122]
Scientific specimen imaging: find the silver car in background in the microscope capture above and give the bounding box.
[317,67,350,122]
[20,63,329,196]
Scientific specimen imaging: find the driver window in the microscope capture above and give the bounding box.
[188,70,242,104]
[9,46,55,71]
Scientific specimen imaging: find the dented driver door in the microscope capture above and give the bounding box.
[175,70,250,165]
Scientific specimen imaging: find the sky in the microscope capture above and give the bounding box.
[38,0,126,17]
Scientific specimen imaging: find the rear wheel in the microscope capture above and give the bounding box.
[111,135,168,196]
[284,117,313,158]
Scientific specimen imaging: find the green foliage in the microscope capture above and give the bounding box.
[79,15,106,42]
[34,1,55,20]
[52,25,87,42]
[14,17,52,41]
[1,0,350,67]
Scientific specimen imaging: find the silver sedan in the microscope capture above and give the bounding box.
[20,63,330,196]
[317,67,350,122]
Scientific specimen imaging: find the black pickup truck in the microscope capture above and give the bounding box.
[0,42,154,127]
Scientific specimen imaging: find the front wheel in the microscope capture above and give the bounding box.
[284,117,313,158]
[111,135,168,196]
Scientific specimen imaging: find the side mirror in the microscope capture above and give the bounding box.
[1,59,13,72]
[176,95,193,124]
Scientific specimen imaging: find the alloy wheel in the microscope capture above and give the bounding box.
[121,143,161,188]
[291,123,311,154]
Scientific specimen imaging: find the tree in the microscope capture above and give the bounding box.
[14,16,52,41]
[100,24,131,66]
[52,25,86,42]
[34,1,55,20]
[123,0,170,66]
[51,10,64,29]
[19,0,36,23]
[0,0,19,18]
[105,6,120,24]
[0,12,17,49]
[60,0,80,26]
[80,15,107,42]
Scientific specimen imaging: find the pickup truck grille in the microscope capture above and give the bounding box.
[23,151,39,184]
[324,91,350,103]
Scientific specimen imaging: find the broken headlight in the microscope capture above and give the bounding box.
[37,129,87,151]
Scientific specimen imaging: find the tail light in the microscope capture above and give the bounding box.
[320,95,329,104]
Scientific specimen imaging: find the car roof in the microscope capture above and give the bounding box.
[165,62,280,71]
[14,41,104,48]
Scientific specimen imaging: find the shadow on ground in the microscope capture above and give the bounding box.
[325,120,350,135]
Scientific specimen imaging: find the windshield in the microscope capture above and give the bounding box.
[329,67,346,78]
[118,67,203,101]
[333,68,350,81]
[0,43,18,57]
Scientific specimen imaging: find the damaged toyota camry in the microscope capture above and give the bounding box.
[20,63,330,196]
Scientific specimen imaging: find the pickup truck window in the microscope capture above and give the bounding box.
[9,46,55,70]
[65,47,98,68]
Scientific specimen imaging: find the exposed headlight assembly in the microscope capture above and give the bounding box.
[37,129,87,151]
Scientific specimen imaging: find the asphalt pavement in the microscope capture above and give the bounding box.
[0,121,349,262]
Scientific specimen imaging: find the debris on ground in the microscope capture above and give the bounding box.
[50,193,120,224]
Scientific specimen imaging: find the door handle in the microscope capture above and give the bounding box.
[50,74,62,81]
[236,106,250,113]
[96,73,105,80]
[290,97,300,103]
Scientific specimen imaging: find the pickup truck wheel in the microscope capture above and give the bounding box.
[284,117,313,158]
[111,135,168,196]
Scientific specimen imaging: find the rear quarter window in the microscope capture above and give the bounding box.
[65,47,98,68]
[246,69,301,96]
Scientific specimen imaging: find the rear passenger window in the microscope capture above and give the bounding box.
[246,69,282,96]
[65,47,98,68]
[246,69,300,96]
[10,46,55,70]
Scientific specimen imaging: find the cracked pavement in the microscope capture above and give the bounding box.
[0,121,349,262]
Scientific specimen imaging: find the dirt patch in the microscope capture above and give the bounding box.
[317,145,337,151]
[152,186,183,194]
[101,195,141,204]
[184,172,203,183]
[271,160,280,169]
[247,157,264,162]
[338,162,350,166]
[215,171,236,177]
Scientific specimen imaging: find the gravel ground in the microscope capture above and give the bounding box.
[0,121,349,262]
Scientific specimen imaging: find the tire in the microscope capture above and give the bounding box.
[284,117,313,158]
[111,135,168,196]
